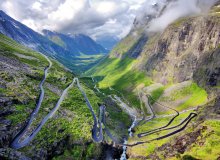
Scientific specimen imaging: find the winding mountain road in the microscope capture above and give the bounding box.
[10,54,52,149]
[137,94,180,138]
[127,112,197,147]
[80,77,198,150]
[11,79,75,149]
[69,77,198,153]
[100,86,197,149]
[74,78,104,143]
[136,92,156,126]
[10,56,198,151]
[10,54,75,149]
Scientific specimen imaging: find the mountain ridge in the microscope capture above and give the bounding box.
[0,34,129,159]
[86,2,220,159]
[0,1,220,159]
[42,29,108,55]
[0,10,108,72]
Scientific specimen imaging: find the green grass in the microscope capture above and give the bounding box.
[0,34,131,158]
[149,87,165,104]
[53,146,84,160]
[129,112,195,157]
[160,83,208,111]
[0,87,5,94]
[7,102,36,125]
[110,32,141,57]
[86,57,152,108]
[49,36,66,48]
[183,120,220,160]
[52,143,101,160]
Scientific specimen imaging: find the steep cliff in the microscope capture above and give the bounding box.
[87,2,220,159]
[90,1,220,89]
[138,13,220,85]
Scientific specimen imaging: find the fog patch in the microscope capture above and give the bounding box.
[146,0,217,32]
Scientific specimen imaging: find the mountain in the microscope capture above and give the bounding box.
[95,35,120,50]
[0,10,71,58]
[0,34,129,159]
[0,10,107,72]
[43,30,108,55]
[86,1,220,159]
[1,1,220,159]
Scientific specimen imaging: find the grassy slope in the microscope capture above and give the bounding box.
[72,54,106,74]
[128,112,196,157]
[84,9,220,160]
[128,113,220,160]
[0,34,130,159]
[128,99,220,160]
[86,57,152,108]
[157,82,208,113]
[110,33,139,57]
[85,54,211,159]
[48,35,106,74]
[182,120,220,160]
[86,55,207,112]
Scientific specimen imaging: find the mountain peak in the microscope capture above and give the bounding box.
[43,29,108,55]
[0,10,5,14]
[0,10,10,19]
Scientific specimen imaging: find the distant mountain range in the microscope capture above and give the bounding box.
[43,30,108,55]
[95,36,120,50]
[0,10,108,71]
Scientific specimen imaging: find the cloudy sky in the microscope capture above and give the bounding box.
[0,0,217,40]
[0,0,151,40]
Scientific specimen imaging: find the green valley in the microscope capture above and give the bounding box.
[1,0,220,160]
[0,34,130,159]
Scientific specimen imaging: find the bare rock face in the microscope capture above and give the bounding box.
[150,126,207,159]
[194,47,220,87]
[111,2,220,86]
[136,14,220,85]
[214,0,220,6]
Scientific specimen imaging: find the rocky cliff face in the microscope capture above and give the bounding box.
[139,14,220,85]
[110,2,220,87]
[109,0,173,59]
[88,2,220,159]
[123,2,220,159]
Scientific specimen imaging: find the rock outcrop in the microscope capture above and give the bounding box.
[143,14,220,84]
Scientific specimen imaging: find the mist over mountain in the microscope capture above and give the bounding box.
[134,0,218,32]
[88,1,220,158]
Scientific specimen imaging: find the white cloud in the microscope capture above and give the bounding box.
[0,0,216,40]
[22,19,38,31]
[147,0,217,32]
[48,0,85,21]
[0,0,143,39]
[32,1,42,11]
[1,1,20,20]
[96,1,116,14]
